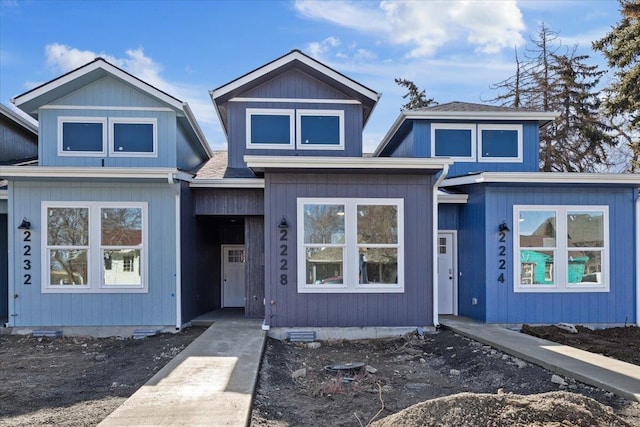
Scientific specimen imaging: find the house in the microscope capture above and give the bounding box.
[1,58,211,333]
[1,50,639,336]
[375,102,640,325]
[1,103,38,323]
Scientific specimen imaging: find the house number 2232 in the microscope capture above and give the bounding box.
[279,229,288,285]
[497,230,506,284]
[23,230,32,285]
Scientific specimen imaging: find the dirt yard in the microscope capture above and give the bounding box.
[1,324,639,427]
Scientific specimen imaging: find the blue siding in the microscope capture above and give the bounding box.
[265,172,436,328]
[465,184,637,324]
[0,199,6,214]
[53,76,167,109]
[7,180,177,327]
[438,204,459,230]
[389,126,415,158]
[176,121,205,171]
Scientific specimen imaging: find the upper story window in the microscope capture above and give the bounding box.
[297,198,404,293]
[514,205,608,293]
[297,110,344,150]
[58,117,107,157]
[246,109,294,149]
[431,123,476,160]
[478,124,522,162]
[431,123,523,162]
[109,118,157,157]
[246,108,344,150]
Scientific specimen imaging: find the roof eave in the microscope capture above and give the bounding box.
[244,155,452,173]
[441,172,640,187]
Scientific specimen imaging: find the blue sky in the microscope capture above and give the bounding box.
[0,0,623,153]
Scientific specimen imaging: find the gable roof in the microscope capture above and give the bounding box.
[210,50,380,136]
[11,58,212,158]
[373,101,559,156]
[0,103,38,135]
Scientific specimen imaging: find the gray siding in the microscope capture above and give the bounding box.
[245,216,265,317]
[180,181,198,323]
[194,188,264,215]
[0,115,37,163]
[0,214,7,319]
[7,180,177,327]
[264,172,436,328]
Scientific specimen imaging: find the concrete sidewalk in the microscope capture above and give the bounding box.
[99,316,265,427]
[440,316,640,402]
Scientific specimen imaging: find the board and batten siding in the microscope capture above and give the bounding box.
[481,184,636,324]
[264,172,435,328]
[0,116,37,162]
[193,188,264,215]
[8,180,177,327]
[1,214,8,319]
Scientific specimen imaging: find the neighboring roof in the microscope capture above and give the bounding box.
[441,172,640,187]
[373,101,559,156]
[190,151,263,188]
[11,58,212,158]
[210,50,381,136]
[0,103,38,135]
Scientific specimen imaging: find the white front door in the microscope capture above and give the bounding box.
[222,245,245,308]
[437,232,456,315]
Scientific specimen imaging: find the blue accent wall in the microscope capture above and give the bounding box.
[438,204,459,230]
[264,172,436,328]
[7,179,177,327]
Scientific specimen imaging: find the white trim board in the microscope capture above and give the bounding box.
[0,166,191,181]
[441,172,640,187]
[230,97,361,104]
[245,155,453,172]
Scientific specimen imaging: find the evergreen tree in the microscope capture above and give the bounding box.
[394,78,437,110]
[593,0,640,172]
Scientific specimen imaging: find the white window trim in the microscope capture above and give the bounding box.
[513,205,609,293]
[430,123,476,161]
[108,117,158,158]
[41,201,148,294]
[296,109,345,151]
[57,116,107,157]
[478,124,523,162]
[297,198,404,293]
[246,108,295,150]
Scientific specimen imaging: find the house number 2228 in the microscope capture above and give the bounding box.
[497,230,506,284]
[279,229,288,285]
[23,230,32,285]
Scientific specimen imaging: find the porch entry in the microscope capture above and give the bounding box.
[437,231,457,315]
[222,245,246,308]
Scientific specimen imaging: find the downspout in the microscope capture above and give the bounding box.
[432,164,449,328]
[168,172,181,330]
[636,189,639,327]
[6,182,15,327]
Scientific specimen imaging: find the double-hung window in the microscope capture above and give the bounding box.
[297,198,404,293]
[246,108,344,150]
[514,205,608,292]
[58,117,107,156]
[109,118,157,157]
[42,202,147,293]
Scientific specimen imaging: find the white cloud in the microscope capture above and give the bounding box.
[295,0,525,57]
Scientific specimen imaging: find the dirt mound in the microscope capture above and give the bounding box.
[369,391,631,427]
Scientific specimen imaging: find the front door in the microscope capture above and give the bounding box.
[437,232,456,315]
[222,245,245,308]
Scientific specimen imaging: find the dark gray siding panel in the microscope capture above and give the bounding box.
[0,116,37,163]
[245,217,265,317]
[193,188,264,215]
[0,214,7,319]
[243,69,351,100]
[180,182,198,324]
[264,172,436,328]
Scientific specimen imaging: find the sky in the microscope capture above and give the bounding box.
[0,0,624,153]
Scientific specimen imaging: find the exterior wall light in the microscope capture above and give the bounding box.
[278,216,289,229]
[18,218,31,230]
[499,221,510,232]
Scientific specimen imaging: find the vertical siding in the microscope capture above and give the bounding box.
[245,216,265,317]
[483,185,637,324]
[0,214,7,319]
[438,204,459,230]
[0,116,37,162]
[180,182,198,323]
[265,172,435,328]
[176,121,206,171]
[193,188,264,215]
[8,180,177,327]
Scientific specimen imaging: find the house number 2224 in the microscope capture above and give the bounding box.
[279,229,288,285]
[23,230,32,285]
[497,230,506,284]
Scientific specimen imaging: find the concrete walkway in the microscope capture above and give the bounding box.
[99,316,265,427]
[440,316,640,402]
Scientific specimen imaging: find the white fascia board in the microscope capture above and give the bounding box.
[190,178,265,189]
[373,113,409,156]
[182,102,213,158]
[437,192,468,204]
[441,172,640,187]
[12,60,184,112]
[211,51,379,103]
[0,104,38,134]
[244,155,453,172]
[0,166,191,181]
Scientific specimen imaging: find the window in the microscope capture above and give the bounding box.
[297,198,404,293]
[478,124,522,162]
[296,110,344,150]
[514,205,608,293]
[42,202,147,293]
[58,117,107,156]
[246,109,294,149]
[431,123,476,160]
[109,118,157,156]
